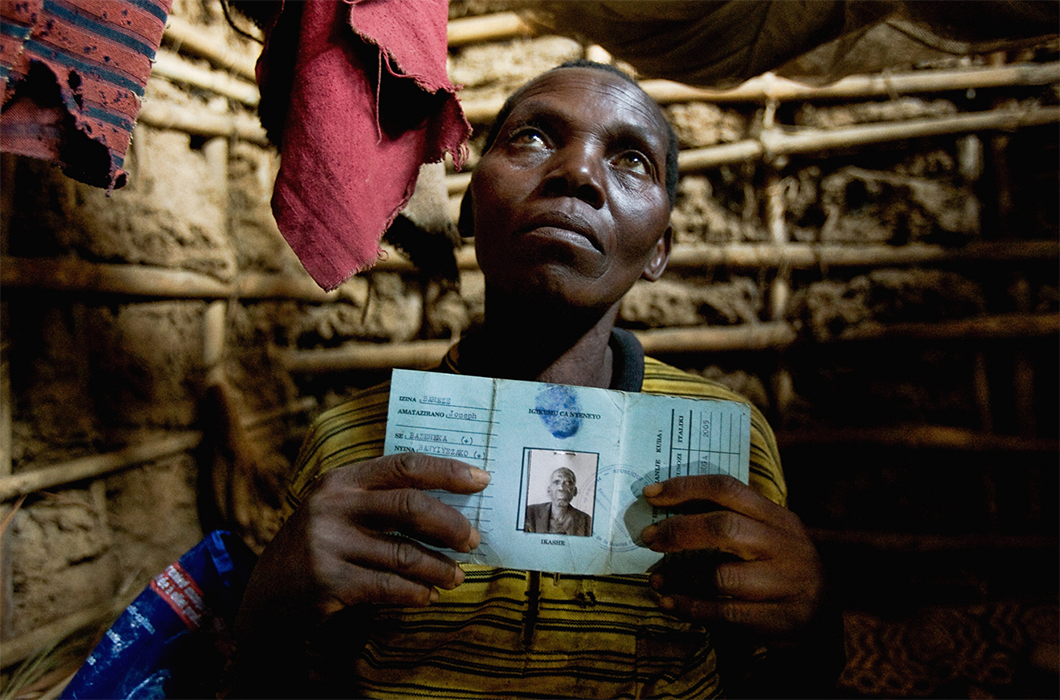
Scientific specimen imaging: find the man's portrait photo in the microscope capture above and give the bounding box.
[523,449,598,537]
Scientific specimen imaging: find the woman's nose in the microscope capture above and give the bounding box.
[542,142,606,209]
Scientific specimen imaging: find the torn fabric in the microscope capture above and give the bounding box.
[256,0,471,291]
[0,0,172,190]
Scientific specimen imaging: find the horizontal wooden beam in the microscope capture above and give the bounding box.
[0,257,337,301]
[681,105,1060,171]
[640,61,1060,105]
[637,322,797,354]
[161,15,257,82]
[0,432,202,502]
[780,424,1059,452]
[279,340,452,373]
[457,62,1060,124]
[447,12,533,47]
[835,311,1059,343]
[279,311,1058,373]
[448,240,1060,272]
[137,100,269,146]
[808,528,1059,553]
[151,49,259,107]
[448,106,1060,188]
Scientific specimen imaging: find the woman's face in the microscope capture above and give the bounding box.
[470,67,672,312]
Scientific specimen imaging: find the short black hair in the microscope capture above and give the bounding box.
[480,59,679,209]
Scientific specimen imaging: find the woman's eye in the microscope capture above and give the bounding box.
[614,151,650,176]
[510,129,547,149]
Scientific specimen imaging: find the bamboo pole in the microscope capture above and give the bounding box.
[151,50,259,107]
[679,106,1060,171]
[3,240,1057,297]
[779,424,1058,452]
[0,152,13,640]
[0,257,337,301]
[281,311,1058,374]
[447,12,533,47]
[457,63,1060,123]
[807,528,1058,552]
[835,311,1059,343]
[0,432,203,502]
[639,62,1060,105]
[162,15,257,82]
[280,340,453,373]
[136,100,269,147]
[637,322,798,354]
[448,106,1060,190]
[0,593,135,668]
[447,239,1060,273]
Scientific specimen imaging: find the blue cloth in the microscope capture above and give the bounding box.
[62,531,256,700]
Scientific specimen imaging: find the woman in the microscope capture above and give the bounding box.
[233,60,842,698]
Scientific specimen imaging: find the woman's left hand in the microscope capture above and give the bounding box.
[640,474,824,638]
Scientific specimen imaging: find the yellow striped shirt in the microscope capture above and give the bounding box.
[287,357,787,698]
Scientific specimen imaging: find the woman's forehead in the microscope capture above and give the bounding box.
[504,67,669,142]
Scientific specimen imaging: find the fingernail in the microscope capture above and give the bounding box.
[468,528,481,550]
[641,525,658,544]
[649,572,663,590]
[642,483,662,498]
[469,467,492,486]
[429,588,440,603]
[659,596,675,611]
[454,564,465,586]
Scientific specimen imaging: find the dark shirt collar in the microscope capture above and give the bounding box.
[439,328,644,392]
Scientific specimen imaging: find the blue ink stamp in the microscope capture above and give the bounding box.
[534,384,582,438]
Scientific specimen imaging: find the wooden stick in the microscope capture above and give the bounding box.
[637,323,797,355]
[162,15,257,82]
[780,424,1058,452]
[450,106,1060,182]
[0,591,137,668]
[280,340,453,373]
[447,12,533,47]
[0,432,203,502]
[151,50,259,107]
[136,101,269,147]
[3,239,1056,298]
[282,311,1058,374]
[639,62,1060,105]
[656,240,1060,270]
[835,311,1059,343]
[807,528,1058,552]
[679,106,1060,171]
[446,240,1060,272]
[0,257,335,301]
[457,63,1060,122]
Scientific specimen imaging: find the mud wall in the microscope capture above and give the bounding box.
[0,0,1056,696]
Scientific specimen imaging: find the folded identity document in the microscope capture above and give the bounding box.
[384,369,750,575]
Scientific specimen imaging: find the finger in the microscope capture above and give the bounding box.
[651,559,795,602]
[339,487,481,553]
[337,453,492,494]
[329,560,445,611]
[641,509,776,559]
[658,595,801,634]
[642,474,791,525]
[339,531,466,591]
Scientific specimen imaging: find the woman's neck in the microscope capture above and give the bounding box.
[458,294,620,389]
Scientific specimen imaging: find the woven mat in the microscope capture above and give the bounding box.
[838,601,1059,698]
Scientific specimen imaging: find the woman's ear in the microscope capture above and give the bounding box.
[456,188,475,239]
[641,226,672,281]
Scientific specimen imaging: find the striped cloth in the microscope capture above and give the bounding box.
[0,0,171,189]
[286,355,787,698]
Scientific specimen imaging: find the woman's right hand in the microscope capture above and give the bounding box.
[233,453,490,663]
